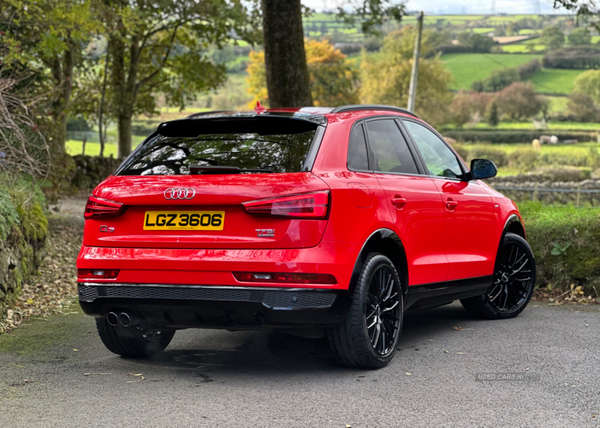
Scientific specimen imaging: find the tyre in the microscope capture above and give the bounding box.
[95,318,175,358]
[327,253,403,369]
[461,233,536,320]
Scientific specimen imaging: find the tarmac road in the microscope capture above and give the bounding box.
[0,301,598,428]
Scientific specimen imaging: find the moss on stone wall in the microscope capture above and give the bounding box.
[0,188,20,241]
[0,176,48,315]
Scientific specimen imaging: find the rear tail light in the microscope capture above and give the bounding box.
[84,196,125,219]
[77,269,120,279]
[243,191,329,219]
[234,272,336,284]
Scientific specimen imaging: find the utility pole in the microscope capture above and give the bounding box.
[407,11,424,113]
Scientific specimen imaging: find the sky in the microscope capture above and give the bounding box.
[303,0,568,16]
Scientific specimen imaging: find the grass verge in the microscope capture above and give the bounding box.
[520,202,600,298]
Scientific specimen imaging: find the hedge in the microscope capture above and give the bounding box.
[443,129,598,144]
[542,46,600,69]
[521,203,600,294]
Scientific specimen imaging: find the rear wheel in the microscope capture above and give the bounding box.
[95,318,175,358]
[327,253,403,369]
[461,233,536,320]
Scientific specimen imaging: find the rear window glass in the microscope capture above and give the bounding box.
[117,131,317,176]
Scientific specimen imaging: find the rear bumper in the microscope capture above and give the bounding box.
[79,283,351,329]
[76,241,361,290]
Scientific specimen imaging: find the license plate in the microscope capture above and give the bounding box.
[143,211,225,231]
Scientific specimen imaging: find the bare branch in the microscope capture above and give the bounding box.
[0,76,50,180]
[136,25,180,90]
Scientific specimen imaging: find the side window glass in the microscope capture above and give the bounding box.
[347,124,369,171]
[404,121,464,179]
[365,120,419,175]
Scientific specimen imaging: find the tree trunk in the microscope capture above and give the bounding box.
[99,44,110,158]
[261,0,312,108]
[48,41,75,156]
[117,114,132,158]
[110,36,126,158]
[111,34,141,159]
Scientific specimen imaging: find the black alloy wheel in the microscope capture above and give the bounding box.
[462,233,536,320]
[365,263,402,356]
[327,253,403,369]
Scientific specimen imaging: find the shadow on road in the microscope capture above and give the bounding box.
[125,303,478,376]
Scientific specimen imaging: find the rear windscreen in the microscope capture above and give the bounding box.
[117,128,318,176]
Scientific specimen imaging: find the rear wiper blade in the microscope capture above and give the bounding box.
[189,165,273,174]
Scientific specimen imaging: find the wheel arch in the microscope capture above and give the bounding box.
[348,229,409,298]
[494,214,527,268]
[503,214,526,240]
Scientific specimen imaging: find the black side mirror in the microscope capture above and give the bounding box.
[470,158,497,180]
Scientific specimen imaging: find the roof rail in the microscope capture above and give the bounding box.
[330,104,419,118]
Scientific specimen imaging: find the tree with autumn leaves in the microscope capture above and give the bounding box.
[359,27,454,126]
[246,39,359,108]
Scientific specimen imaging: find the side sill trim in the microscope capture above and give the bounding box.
[405,275,493,312]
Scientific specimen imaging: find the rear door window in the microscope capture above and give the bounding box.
[347,124,369,171]
[365,119,419,175]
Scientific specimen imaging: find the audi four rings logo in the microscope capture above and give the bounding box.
[164,188,196,200]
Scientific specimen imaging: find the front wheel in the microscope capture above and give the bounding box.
[461,233,536,320]
[96,318,175,358]
[327,253,403,369]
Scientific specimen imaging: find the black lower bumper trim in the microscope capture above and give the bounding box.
[78,284,350,329]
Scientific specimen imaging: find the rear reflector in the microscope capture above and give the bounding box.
[84,196,125,219]
[243,191,329,219]
[77,269,120,279]
[234,272,336,284]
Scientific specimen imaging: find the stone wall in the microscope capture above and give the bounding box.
[487,176,600,206]
[0,183,48,317]
[71,155,122,190]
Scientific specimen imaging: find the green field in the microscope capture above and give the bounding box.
[528,69,581,94]
[66,139,143,157]
[518,29,538,35]
[442,53,543,90]
[500,44,545,53]
[548,96,569,114]
[442,53,584,94]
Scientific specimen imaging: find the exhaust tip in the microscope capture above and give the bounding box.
[106,312,118,326]
[119,312,131,327]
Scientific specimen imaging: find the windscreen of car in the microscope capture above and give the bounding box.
[117,117,321,176]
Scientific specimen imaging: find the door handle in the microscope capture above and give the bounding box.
[391,195,407,208]
[446,198,458,210]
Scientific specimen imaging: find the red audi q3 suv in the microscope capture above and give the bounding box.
[77,105,536,368]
